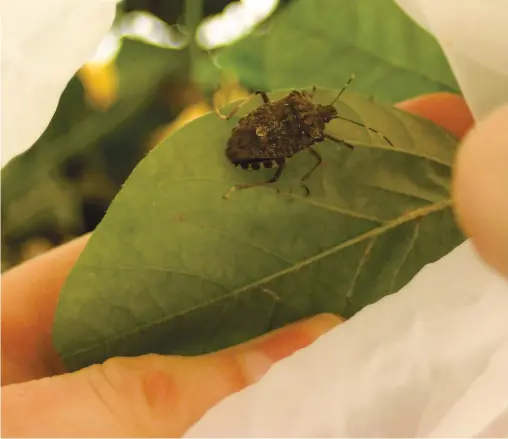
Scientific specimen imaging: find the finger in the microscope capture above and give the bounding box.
[397,92,474,138]
[1,313,341,438]
[453,103,508,277]
[398,93,507,275]
[1,234,90,385]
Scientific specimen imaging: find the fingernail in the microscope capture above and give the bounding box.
[396,93,474,139]
[239,313,342,383]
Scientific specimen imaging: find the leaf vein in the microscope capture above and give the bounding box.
[388,221,421,293]
[344,140,451,167]
[185,220,294,265]
[278,192,384,224]
[362,181,441,204]
[343,237,377,309]
[83,265,229,293]
[230,200,450,295]
[390,106,455,165]
[62,200,451,363]
[262,291,281,332]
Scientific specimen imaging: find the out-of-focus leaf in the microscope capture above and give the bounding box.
[147,79,250,148]
[1,39,186,269]
[77,61,120,111]
[217,0,459,102]
[54,88,464,371]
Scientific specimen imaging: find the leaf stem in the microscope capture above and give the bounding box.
[184,0,203,77]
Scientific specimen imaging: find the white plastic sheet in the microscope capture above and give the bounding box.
[395,0,508,120]
[185,242,508,437]
[0,0,118,167]
[185,1,508,437]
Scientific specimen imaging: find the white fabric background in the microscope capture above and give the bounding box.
[0,0,118,167]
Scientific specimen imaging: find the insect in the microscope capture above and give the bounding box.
[217,74,392,200]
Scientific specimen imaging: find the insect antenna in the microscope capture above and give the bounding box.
[331,115,393,146]
[329,72,393,147]
[330,72,356,106]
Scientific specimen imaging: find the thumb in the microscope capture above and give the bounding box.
[453,103,508,277]
[1,313,340,438]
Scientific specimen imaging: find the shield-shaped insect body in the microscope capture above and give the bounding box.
[217,74,392,199]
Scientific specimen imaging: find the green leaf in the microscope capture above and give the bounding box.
[54,89,464,371]
[217,0,459,102]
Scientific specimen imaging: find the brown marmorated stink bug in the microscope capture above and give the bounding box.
[217,74,393,200]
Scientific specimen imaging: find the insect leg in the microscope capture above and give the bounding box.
[331,115,393,146]
[215,90,270,120]
[223,162,285,200]
[299,146,323,197]
[324,133,355,149]
[256,91,270,103]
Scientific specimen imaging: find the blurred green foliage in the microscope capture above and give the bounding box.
[217,0,458,101]
[2,0,292,270]
[1,0,457,270]
[1,38,189,269]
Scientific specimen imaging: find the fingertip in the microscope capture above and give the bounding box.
[398,93,507,275]
[397,92,474,138]
[453,103,508,276]
[211,313,343,388]
[183,314,343,432]
[250,313,343,365]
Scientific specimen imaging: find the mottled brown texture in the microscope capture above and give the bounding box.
[226,90,338,170]
[223,89,346,198]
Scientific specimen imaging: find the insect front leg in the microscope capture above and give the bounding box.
[215,90,270,120]
[300,146,322,197]
[223,161,285,200]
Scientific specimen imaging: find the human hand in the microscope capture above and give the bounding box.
[1,236,341,437]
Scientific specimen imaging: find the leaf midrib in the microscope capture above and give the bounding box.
[62,199,452,361]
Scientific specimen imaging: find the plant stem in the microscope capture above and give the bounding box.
[184,0,203,78]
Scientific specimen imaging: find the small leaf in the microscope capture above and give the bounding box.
[218,0,459,102]
[53,89,464,371]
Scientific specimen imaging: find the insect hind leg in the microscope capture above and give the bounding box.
[215,90,270,120]
[223,161,285,200]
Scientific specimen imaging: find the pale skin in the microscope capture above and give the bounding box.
[2,93,507,437]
